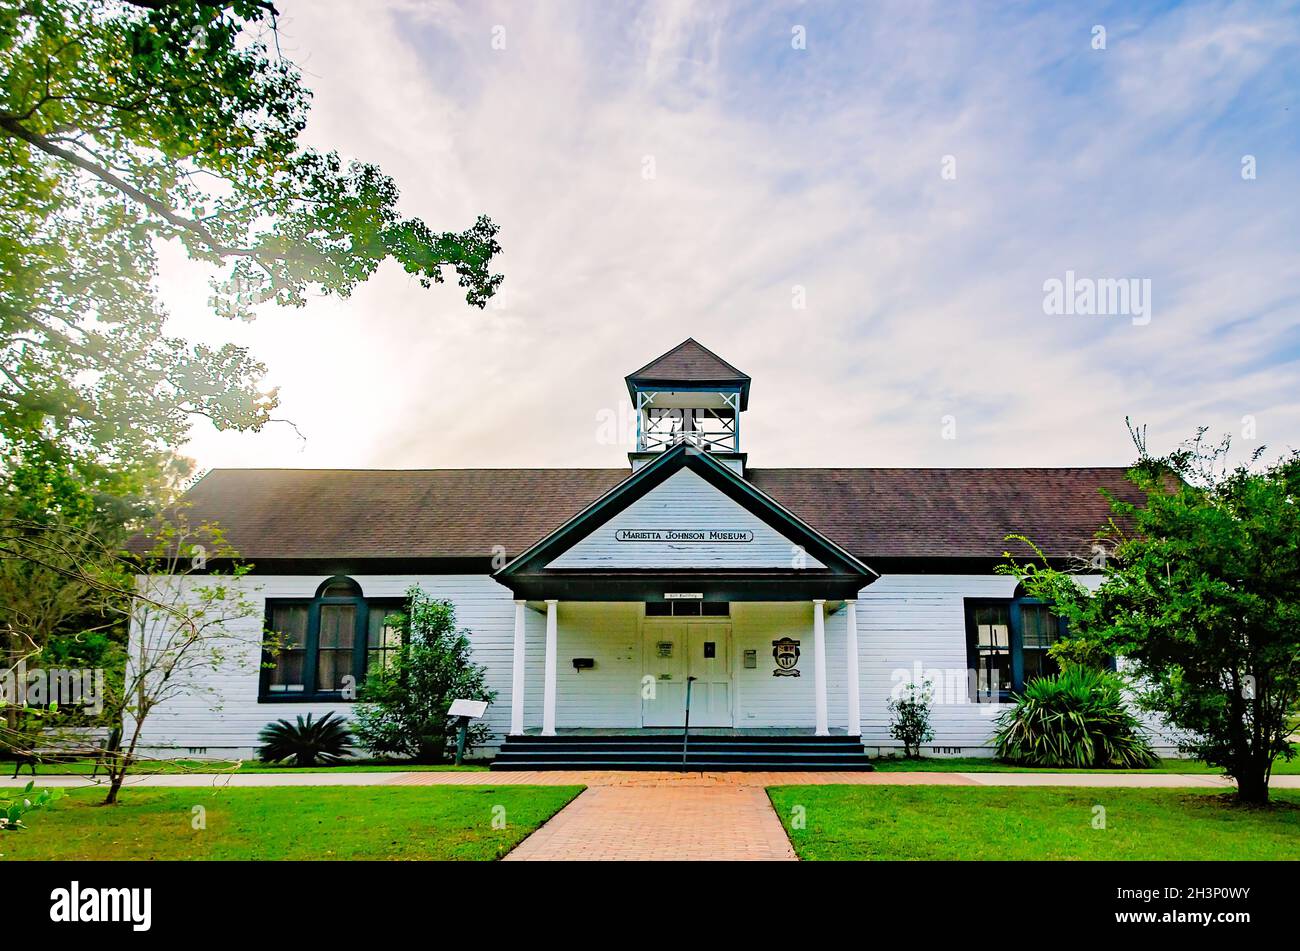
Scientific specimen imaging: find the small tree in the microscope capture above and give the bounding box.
[352,588,495,764]
[111,517,259,803]
[0,512,259,803]
[1005,424,1300,804]
[888,678,935,758]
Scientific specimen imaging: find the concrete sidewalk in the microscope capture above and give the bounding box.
[4,770,1296,789]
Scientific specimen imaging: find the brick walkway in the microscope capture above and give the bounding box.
[503,784,796,861]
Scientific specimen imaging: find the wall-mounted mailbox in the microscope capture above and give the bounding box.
[743,649,757,669]
[572,657,595,671]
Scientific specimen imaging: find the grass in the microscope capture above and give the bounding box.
[870,748,1300,774]
[0,785,582,861]
[5,758,489,777]
[768,785,1300,860]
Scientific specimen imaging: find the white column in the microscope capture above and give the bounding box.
[844,599,861,736]
[510,600,526,735]
[813,599,829,736]
[542,599,558,736]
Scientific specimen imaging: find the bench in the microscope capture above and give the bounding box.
[10,748,118,778]
[9,730,122,778]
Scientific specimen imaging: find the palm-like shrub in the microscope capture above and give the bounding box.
[993,667,1158,768]
[256,712,353,767]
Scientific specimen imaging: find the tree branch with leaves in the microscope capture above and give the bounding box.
[0,0,502,519]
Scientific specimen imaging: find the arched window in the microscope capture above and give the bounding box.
[964,588,1067,703]
[260,577,404,701]
[317,577,362,598]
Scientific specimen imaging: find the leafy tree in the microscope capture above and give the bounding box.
[0,511,123,744]
[0,510,260,803]
[1005,425,1300,804]
[353,587,495,764]
[0,0,503,519]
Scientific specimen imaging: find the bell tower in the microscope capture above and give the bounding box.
[625,338,751,474]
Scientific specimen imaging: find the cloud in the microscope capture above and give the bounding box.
[158,0,1300,476]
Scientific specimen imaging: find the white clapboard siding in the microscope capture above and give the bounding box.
[129,571,1183,758]
[128,574,519,759]
[547,468,825,570]
[855,575,1183,755]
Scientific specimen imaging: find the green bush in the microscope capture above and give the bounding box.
[993,667,1158,768]
[257,712,353,767]
[887,678,935,757]
[352,588,495,764]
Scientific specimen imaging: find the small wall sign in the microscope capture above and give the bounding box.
[664,592,703,600]
[615,529,754,543]
[772,637,801,677]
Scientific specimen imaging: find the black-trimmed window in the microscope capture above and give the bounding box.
[260,577,404,701]
[964,595,1066,703]
[645,601,729,617]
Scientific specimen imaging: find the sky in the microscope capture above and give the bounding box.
[159,0,1300,475]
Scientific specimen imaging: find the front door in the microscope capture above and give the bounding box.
[642,620,732,727]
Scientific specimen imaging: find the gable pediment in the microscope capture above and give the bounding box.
[546,468,825,570]
[495,445,874,594]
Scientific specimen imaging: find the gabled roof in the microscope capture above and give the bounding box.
[167,465,1142,565]
[496,443,874,581]
[625,338,752,409]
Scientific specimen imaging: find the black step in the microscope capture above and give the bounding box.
[503,732,859,744]
[489,733,874,771]
[491,748,878,763]
[496,741,863,754]
[491,759,876,771]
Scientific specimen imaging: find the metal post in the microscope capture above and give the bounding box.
[455,715,469,766]
[681,676,697,770]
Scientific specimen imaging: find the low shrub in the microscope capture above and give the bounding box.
[993,667,1158,768]
[257,712,353,767]
[888,678,935,758]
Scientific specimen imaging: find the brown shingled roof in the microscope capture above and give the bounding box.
[748,467,1141,562]
[176,465,1140,564]
[626,338,750,385]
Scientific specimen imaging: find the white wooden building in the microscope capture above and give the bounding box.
[133,339,1171,764]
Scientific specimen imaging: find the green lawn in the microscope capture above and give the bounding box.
[870,750,1300,775]
[6,758,489,777]
[0,785,582,861]
[768,785,1300,860]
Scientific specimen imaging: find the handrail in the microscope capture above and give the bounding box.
[681,676,697,770]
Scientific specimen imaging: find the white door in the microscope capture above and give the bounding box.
[642,621,732,727]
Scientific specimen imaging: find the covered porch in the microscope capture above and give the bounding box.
[491,441,878,747]
[504,596,866,738]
